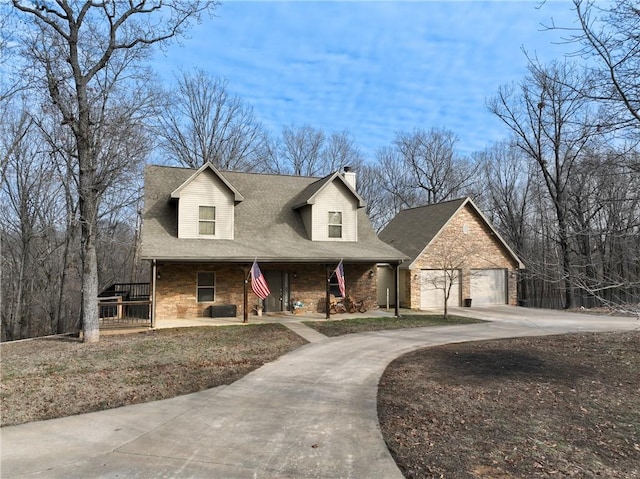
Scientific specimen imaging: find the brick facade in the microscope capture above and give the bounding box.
[154,262,378,320]
[402,204,519,309]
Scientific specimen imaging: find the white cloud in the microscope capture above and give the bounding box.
[154,0,578,159]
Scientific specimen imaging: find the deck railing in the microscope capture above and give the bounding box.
[98,282,151,328]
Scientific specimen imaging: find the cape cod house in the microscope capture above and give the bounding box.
[378,197,524,310]
[141,163,406,323]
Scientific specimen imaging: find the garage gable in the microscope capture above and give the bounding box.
[379,197,524,309]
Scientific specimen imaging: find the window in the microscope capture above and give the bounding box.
[328,211,342,238]
[197,272,215,302]
[329,277,342,298]
[199,206,216,235]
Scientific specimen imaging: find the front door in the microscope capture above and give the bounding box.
[263,270,290,312]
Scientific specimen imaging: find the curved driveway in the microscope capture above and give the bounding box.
[2,306,637,478]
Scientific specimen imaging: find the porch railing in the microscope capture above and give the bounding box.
[98,282,151,328]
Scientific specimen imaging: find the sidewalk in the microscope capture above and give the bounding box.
[153,307,396,328]
[2,307,637,478]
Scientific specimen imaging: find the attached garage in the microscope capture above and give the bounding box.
[420,269,460,309]
[379,197,524,310]
[470,269,507,305]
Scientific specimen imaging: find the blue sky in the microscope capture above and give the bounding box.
[154,1,579,160]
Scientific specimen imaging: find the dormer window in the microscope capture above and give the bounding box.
[199,206,216,235]
[328,211,342,238]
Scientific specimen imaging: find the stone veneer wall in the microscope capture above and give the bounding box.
[154,262,378,320]
[407,204,519,309]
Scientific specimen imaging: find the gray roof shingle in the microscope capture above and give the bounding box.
[378,198,468,264]
[141,164,406,263]
[379,197,524,269]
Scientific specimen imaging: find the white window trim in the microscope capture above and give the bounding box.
[328,211,343,239]
[198,205,216,236]
[196,271,216,303]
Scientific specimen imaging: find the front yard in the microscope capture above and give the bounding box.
[0,324,305,426]
[3,315,638,479]
[378,331,640,478]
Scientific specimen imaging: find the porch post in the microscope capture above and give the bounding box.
[243,266,249,323]
[150,259,157,328]
[394,262,401,318]
[325,265,331,319]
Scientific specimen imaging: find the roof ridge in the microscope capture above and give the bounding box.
[146,163,324,180]
[398,196,468,213]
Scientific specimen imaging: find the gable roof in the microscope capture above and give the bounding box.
[379,197,524,269]
[292,171,365,209]
[170,162,244,202]
[141,165,406,263]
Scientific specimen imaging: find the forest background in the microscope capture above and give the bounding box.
[1,0,638,341]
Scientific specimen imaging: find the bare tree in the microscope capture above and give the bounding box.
[489,60,600,308]
[355,163,391,232]
[475,139,533,255]
[369,127,478,231]
[11,0,218,342]
[550,0,640,130]
[321,130,365,173]
[0,13,25,105]
[566,148,640,310]
[371,146,419,228]
[268,124,325,176]
[266,126,364,177]
[0,107,66,340]
[425,268,461,320]
[156,70,267,171]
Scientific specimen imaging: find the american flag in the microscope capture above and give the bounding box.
[250,260,271,300]
[335,260,346,298]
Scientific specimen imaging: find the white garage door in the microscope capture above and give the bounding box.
[470,269,507,305]
[420,269,460,309]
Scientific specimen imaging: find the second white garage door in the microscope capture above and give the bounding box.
[470,269,507,305]
[420,269,460,309]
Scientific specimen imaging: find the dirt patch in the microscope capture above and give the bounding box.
[0,324,306,426]
[378,331,640,478]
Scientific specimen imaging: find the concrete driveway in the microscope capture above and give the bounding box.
[2,306,637,478]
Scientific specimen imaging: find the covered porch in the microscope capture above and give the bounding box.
[149,260,402,325]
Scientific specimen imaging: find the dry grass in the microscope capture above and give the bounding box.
[0,324,306,426]
[304,314,484,336]
[378,331,640,479]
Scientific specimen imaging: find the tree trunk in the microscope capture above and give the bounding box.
[555,200,575,309]
[77,108,100,342]
[81,238,99,342]
[78,158,100,342]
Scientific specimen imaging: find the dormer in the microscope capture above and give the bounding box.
[171,162,243,239]
[292,170,365,242]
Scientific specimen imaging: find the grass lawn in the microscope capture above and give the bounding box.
[304,314,485,336]
[0,324,306,426]
[0,314,482,427]
[378,331,640,479]
[5,313,637,479]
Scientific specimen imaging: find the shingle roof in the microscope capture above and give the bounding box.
[379,198,467,265]
[378,197,524,269]
[292,171,365,209]
[171,162,244,202]
[141,164,406,263]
